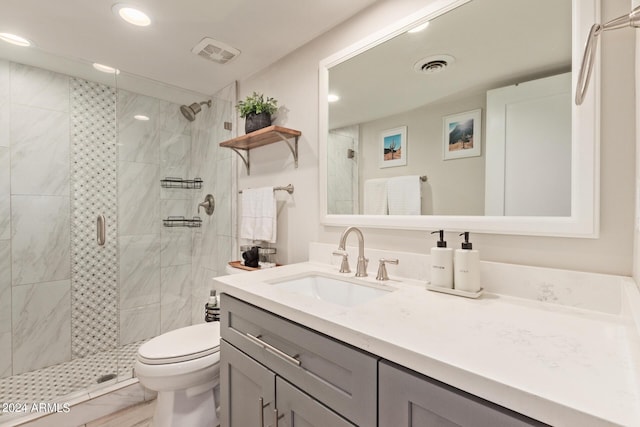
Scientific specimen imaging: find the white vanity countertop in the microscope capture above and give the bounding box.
[213,261,640,427]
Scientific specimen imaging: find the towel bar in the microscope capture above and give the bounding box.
[239,184,294,194]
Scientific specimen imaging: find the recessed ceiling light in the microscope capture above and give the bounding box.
[93,63,121,74]
[328,94,340,103]
[0,33,32,47]
[407,22,429,33]
[112,4,151,27]
[134,115,150,121]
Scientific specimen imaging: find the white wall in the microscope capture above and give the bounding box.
[238,0,635,276]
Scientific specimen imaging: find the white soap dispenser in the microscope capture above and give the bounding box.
[454,232,481,293]
[429,230,454,288]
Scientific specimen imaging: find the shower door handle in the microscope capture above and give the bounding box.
[97,215,106,246]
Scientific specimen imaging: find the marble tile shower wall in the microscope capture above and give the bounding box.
[0,59,11,378]
[117,89,232,339]
[190,99,233,325]
[117,90,194,343]
[0,61,72,377]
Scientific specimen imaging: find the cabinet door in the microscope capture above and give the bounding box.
[221,294,377,426]
[275,377,355,427]
[220,340,276,427]
[379,361,546,427]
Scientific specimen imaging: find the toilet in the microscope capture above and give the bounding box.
[135,322,221,427]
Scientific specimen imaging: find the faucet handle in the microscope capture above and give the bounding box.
[376,258,399,281]
[332,250,351,273]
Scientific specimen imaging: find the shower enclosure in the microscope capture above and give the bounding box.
[0,58,234,424]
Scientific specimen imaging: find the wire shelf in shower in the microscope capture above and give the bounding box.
[160,177,203,189]
[162,216,203,228]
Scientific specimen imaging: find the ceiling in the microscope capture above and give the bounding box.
[328,0,571,129]
[0,0,379,97]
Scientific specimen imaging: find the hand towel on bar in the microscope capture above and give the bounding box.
[364,178,388,215]
[240,186,277,243]
[387,175,421,215]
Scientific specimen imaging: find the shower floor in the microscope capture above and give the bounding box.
[0,340,145,404]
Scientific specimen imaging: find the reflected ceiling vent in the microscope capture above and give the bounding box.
[191,37,240,64]
[414,55,455,74]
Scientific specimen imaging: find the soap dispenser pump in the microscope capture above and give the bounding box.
[454,232,481,293]
[429,230,453,288]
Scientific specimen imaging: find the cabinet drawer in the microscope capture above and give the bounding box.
[221,294,377,427]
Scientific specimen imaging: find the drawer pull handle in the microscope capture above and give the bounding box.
[259,397,268,427]
[246,333,301,367]
[273,408,285,427]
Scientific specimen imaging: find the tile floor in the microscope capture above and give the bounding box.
[0,341,143,410]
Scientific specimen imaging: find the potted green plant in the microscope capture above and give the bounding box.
[236,92,278,134]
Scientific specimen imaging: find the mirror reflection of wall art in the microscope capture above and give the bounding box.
[379,126,407,168]
[443,109,482,160]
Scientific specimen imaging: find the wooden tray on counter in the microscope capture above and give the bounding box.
[228,261,282,271]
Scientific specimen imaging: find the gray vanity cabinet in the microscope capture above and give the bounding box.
[379,361,546,427]
[221,339,355,427]
[220,294,377,427]
[220,294,545,427]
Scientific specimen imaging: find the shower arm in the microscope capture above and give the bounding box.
[575,5,640,105]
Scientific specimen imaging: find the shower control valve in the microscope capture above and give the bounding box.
[198,194,215,216]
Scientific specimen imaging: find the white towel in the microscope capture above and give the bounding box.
[240,187,277,243]
[364,178,388,215]
[387,175,421,215]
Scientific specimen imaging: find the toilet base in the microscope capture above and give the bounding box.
[153,387,218,427]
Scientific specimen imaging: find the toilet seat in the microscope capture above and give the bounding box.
[138,322,221,365]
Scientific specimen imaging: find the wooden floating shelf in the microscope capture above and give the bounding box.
[219,125,301,175]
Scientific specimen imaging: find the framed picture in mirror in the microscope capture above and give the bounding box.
[379,126,407,168]
[443,109,481,160]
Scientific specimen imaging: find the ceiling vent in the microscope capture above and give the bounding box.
[414,55,455,74]
[191,37,240,65]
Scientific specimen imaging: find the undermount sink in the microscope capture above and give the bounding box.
[269,273,392,307]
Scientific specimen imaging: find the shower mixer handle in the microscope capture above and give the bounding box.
[198,194,215,216]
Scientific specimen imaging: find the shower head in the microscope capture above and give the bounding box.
[180,100,212,122]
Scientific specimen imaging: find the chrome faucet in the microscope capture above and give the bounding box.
[332,226,368,277]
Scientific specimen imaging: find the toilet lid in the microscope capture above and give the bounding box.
[138,322,221,365]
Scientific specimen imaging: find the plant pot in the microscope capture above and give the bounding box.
[245,112,271,134]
